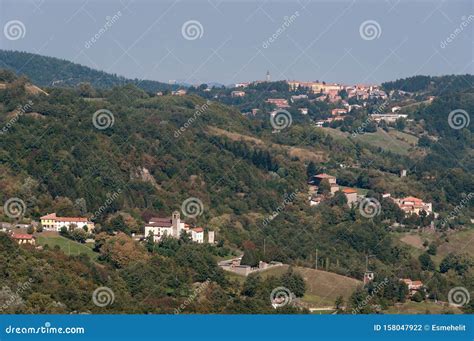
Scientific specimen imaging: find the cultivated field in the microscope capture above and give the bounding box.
[226,265,362,308]
[36,234,98,260]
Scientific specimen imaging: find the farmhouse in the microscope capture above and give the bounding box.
[172,89,187,96]
[266,98,289,108]
[331,108,347,116]
[231,90,245,97]
[11,233,35,245]
[370,113,408,123]
[342,188,358,206]
[40,213,94,232]
[400,278,424,296]
[309,173,337,186]
[191,227,204,243]
[392,196,433,216]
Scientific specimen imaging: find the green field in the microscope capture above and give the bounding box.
[385,301,462,314]
[353,129,415,155]
[37,234,98,260]
[396,228,474,266]
[225,265,362,308]
[320,127,418,155]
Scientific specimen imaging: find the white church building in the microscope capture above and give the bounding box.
[144,211,204,243]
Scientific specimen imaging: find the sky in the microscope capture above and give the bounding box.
[0,0,472,85]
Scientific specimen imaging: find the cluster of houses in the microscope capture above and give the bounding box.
[4,210,214,248]
[307,173,361,207]
[287,81,387,103]
[308,173,435,218]
[382,194,435,217]
[144,211,214,244]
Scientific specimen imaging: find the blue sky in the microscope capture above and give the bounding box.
[1,0,472,85]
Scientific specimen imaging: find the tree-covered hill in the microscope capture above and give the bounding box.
[0,50,176,93]
[382,74,474,95]
[0,68,472,314]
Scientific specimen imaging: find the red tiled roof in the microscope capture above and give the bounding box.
[57,217,88,222]
[147,218,173,227]
[40,213,88,222]
[12,233,34,240]
[40,213,56,219]
[192,227,204,233]
[342,188,357,194]
[314,173,335,179]
[403,196,423,203]
[150,217,172,223]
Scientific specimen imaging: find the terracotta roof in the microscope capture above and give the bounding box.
[147,218,172,227]
[40,213,89,222]
[57,217,88,222]
[403,196,423,203]
[411,280,423,286]
[342,188,357,194]
[192,227,204,233]
[40,213,57,219]
[149,217,172,223]
[12,233,34,240]
[314,173,335,179]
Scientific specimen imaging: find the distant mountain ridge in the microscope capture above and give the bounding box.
[0,50,178,93]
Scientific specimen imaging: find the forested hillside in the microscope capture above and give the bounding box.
[382,74,474,95]
[0,66,472,314]
[0,50,175,93]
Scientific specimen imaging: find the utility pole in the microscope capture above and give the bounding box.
[315,249,318,270]
[263,238,266,257]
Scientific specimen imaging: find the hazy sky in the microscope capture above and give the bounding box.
[1,0,472,85]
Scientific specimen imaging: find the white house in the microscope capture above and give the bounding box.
[40,213,94,232]
[191,227,204,243]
